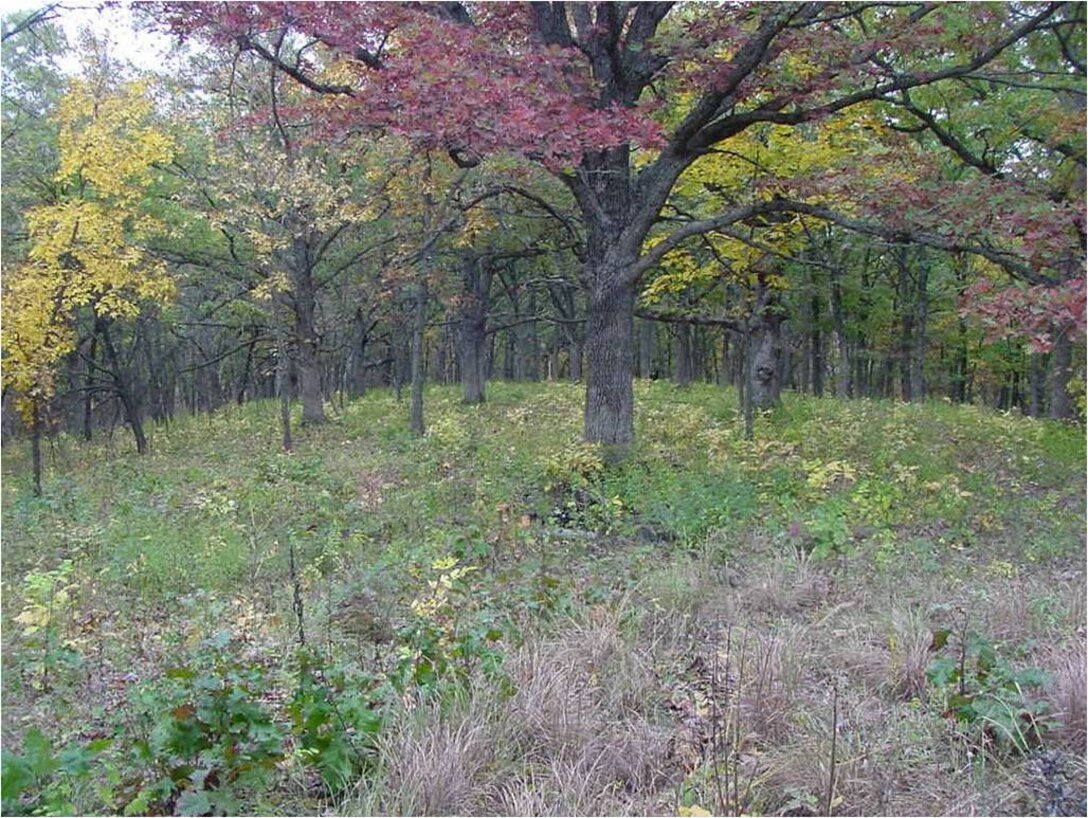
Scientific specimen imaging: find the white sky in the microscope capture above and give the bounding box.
[2,0,179,75]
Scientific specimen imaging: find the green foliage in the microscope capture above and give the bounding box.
[805,499,853,561]
[1,729,109,817]
[124,634,285,816]
[1,382,1084,815]
[12,560,82,691]
[395,557,506,693]
[288,652,383,793]
[926,624,1053,753]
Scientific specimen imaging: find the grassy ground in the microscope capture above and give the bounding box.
[2,381,1085,816]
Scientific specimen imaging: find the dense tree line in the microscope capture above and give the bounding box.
[2,3,1084,491]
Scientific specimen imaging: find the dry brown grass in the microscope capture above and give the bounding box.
[342,535,1086,817]
[348,606,670,816]
[863,604,935,701]
[368,693,501,815]
[1044,640,1087,754]
[740,548,833,619]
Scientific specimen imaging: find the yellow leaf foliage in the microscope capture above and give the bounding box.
[642,108,898,303]
[1,79,176,418]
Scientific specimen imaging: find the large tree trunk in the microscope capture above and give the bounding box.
[583,278,636,450]
[1049,332,1075,420]
[576,145,642,451]
[293,287,325,426]
[750,314,785,409]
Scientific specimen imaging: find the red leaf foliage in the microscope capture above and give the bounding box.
[159,1,664,169]
[963,276,1086,352]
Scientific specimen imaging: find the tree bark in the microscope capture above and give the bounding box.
[909,260,929,401]
[292,270,326,425]
[673,322,693,387]
[638,318,655,379]
[98,318,148,455]
[809,294,824,397]
[459,255,489,404]
[1049,332,1075,419]
[83,335,97,440]
[750,313,785,409]
[583,279,636,451]
[410,281,427,435]
[31,400,43,497]
[1027,351,1046,416]
[829,266,850,398]
[276,333,293,453]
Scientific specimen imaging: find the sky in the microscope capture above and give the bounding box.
[3,1,179,75]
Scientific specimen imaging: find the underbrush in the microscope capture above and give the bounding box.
[2,382,1085,816]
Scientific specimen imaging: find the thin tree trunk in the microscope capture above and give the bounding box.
[459,259,489,403]
[236,329,257,405]
[673,322,693,387]
[810,294,824,397]
[410,281,427,436]
[743,328,754,440]
[31,401,43,497]
[83,335,97,441]
[294,290,325,425]
[98,318,148,455]
[275,329,293,453]
[829,267,850,398]
[1027,352,1046,416]
[638,318,654,379]
[910,260,929,401]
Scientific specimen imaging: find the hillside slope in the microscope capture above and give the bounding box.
[2,383,1085,816]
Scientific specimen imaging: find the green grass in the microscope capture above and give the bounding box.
[2,382,1085,816]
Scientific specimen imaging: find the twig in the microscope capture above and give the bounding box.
[825,681,839,817]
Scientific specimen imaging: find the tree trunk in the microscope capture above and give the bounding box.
[459,257,489,404]
[638,318,655,379]
[568,340,582,382]
[829,267,850,398]
[750,314,785,409]
[583,279,635,451]
[1027,351,1046,416]
[31,401,43,497]
[293,284,325,425]
[910,262,929,401]
[83,335,97,441]
[809,294,824,397]
[276,332,293,453]
[742,329,754,439]
[673,322,693,387]
[410,281,427,435]
[98,318,148,455]
[522,291,540,381]
[1049,332,1074,419]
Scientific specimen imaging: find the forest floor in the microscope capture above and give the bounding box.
[1,381,1085,817]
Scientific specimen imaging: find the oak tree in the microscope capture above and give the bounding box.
[155,2,1086,447]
